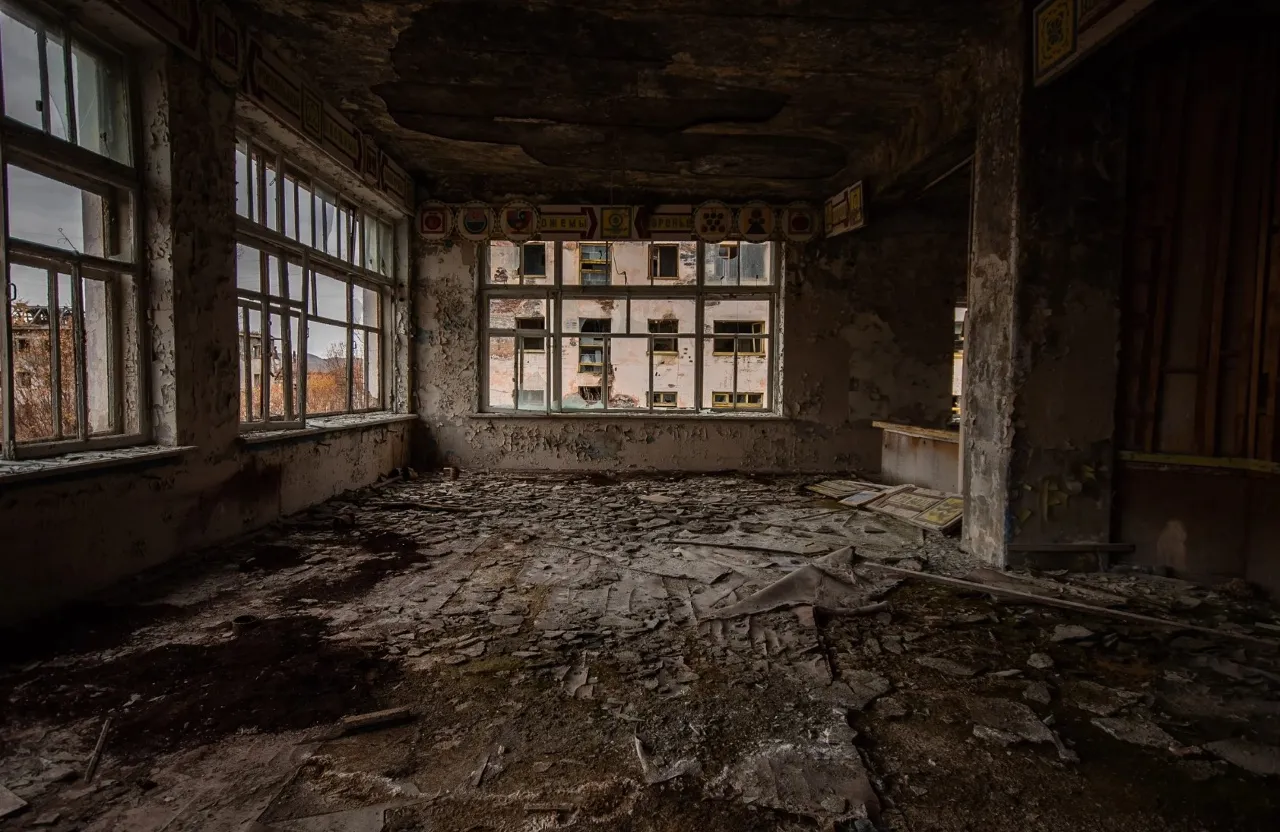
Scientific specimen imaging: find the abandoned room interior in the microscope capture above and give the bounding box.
[3,0,1280,829]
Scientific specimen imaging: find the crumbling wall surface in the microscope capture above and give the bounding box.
[1117,467,1280,595]
[416,207,963,472]
[1008,62,1128,549]
[0,53,410,627]
[960,1,1022,561]
[963,0,1127,562]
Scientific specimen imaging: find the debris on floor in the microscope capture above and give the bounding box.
[2,472,1279,831]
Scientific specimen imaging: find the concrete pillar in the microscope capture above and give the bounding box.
[961,4,1129,561]
[140,52,238,449]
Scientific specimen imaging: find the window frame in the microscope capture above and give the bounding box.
[233,132,396,431]
[481,240,781,416]
[1,2,143,460]
[649,243,679,279]
[521,242,547,279]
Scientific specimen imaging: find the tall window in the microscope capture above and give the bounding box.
[234,133,395,428]
[1,3,140,459]
[482,240,779,413]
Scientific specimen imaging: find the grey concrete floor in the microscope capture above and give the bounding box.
[2,472,1278,831]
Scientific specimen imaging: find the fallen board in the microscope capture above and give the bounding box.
[862,486,964,532]
[804,480,885,500]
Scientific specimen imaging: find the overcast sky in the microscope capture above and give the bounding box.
[3,10,363,360]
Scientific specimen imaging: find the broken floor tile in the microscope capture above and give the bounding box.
[1023,682,1052,705]
[726,735,880,826]
[1092,718,1177,750]
[1051,624,1096,643]
[916,656,979,678]
[1027,652,1054,670]
[1063,680,1142,717]
[1205,739,1280,776]
[841,671,892,710]
[967,698,1054,745]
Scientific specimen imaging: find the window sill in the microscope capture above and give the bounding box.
[239,413,416,447]
[0,445,194,487]
[470,411,787,422]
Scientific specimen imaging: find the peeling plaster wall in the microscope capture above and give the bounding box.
[963,1,1128,561]
[416,207,962,473]
[0,50,410,627]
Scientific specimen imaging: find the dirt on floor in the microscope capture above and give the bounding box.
[1,472,1278,832]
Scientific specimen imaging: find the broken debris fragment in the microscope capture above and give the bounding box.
[1205,739,1280,776]
[0,784,27,819]
[1051,624,1095,642]
[340,706,415,735]
[1091,718,1177,750]
[916,656,979,678]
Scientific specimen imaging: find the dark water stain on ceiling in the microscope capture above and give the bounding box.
[233,0,1002,203]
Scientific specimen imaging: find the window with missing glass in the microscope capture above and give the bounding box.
[1,1,142,460]
[234,133,396,429]
[482,240,780,414]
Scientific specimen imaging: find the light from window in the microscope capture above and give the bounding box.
[0,7,131,163]
[707,241,771,285]
[235,134,394,426]
[2,3,137,459]
[482,241,777,414]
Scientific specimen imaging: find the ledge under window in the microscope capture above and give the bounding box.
[0,445,194,487]
[239,413,417,447]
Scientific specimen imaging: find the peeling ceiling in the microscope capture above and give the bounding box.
[233,0,1003,203]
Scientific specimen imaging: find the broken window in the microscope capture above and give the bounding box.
[2,3,140,460]
[650,244,679,279]
[522,243,547,278]
[706,241,771,286]
[235,134,395,428]
[515,316,545,352]
[713,321,765,355]
[518,389,545,407]
[648,319,679,355]
[580,244,611,286]
[481,241,779,414]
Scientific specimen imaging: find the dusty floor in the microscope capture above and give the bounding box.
[2,472,1279,831]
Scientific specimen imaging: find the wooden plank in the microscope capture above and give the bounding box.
[1140,51,1191,452]
[871,421,960,444]
[858,561,1280,648]
[1257,42,1280,460]
[1118,449,1280,475]
[1197,47,1246,457]
[1247,41,1280,456]
[1007,543,1136,553]
[339,707,414,734]
[1239,40,1280,453]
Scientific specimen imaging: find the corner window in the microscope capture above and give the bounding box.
[234,133,396,428]
[2,3,140,460]
[482,241,779,414]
